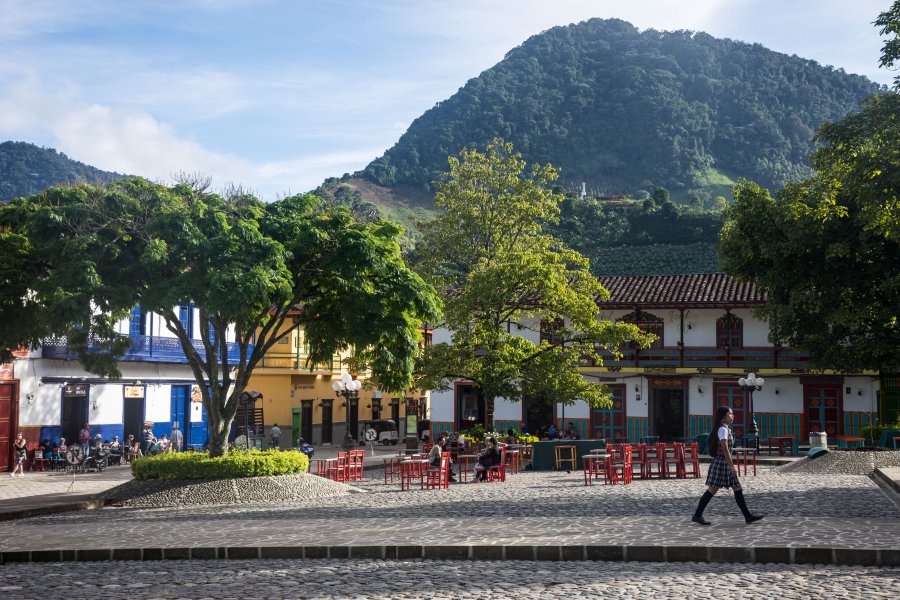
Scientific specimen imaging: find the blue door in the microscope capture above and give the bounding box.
[171,385,208,450]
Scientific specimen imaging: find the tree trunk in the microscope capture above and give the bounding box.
[206,415,231,458]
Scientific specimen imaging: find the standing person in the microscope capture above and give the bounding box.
[270,423,282,449]
[11,432,27,477]
[170,422,184,453]
[692,406,764,526]
[142,426,155,455]
[79,422,91,454]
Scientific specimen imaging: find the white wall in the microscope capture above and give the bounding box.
[842,377,880,412]
[688,377,714,416]
[628,377,648,419]
[754,378,803,413]
[495,396,522,421]
[145,384,172,423]
[88,384,124,425]
[429,389,454,422]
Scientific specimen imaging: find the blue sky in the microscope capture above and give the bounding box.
[0,0,894,198]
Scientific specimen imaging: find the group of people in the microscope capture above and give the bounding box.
[537,422,580,440]
[427,434,504,483]
[142,422,184,455]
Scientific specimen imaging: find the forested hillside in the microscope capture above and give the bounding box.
[362,18,882,203]
[0,141,125,201]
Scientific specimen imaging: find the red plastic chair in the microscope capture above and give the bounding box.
[327,452,349,482]
[683,442,701,478]
[667,443,686,479]
[606,444,633,485]
[644,443,666,478]
[487,447,506,482]
[422,442,434,455]
[30,448,48,472]
[633,443,648,479]
[425,452,451,489]
[347,450,365,481]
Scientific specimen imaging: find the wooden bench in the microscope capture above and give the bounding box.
[836,435,865,448]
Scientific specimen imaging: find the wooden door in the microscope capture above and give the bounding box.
[804,383,842,437]
[716,382,746,438]
[0,383,16,471]
[591,385,625,441]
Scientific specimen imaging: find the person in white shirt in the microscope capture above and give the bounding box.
[270,424,282,449]
[692,405,764,526]
[170,423,184,453]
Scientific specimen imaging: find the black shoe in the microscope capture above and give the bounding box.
[691,515,711,525]
[745,514,764,524]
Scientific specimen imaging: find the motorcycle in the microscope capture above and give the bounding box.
[83,446,109,472]
[295,438,315,459]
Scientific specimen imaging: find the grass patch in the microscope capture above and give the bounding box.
[131,449,310,481]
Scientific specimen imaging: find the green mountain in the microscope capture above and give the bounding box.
[362,18,882,201]
[0,141,125,201]
[325,18,884,275]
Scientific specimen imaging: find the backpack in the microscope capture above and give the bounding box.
[707,431,719,458]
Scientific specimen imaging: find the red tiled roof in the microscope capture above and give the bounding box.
[597,273,766,308]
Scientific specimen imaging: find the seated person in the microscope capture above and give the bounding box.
[40,439,52,458]
[158,434,170,453]
[90,433,103,451]
[474,436,501,482]
[428,436,456,482]
[547,424,559,439]
[504,429,517,445]
[108,435,122,464]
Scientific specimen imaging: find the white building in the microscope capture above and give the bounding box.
[426,273,882,445]
[0,304,246,468]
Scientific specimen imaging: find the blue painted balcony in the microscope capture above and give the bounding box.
[41,335,251,364]
[592,346,811,370]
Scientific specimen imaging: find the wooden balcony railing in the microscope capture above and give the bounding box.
[591,345,810,370]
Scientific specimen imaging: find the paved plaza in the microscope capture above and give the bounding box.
[0,459,898,598]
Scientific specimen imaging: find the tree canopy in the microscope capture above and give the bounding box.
[719,93,900,372]
[0,178,441,455]
[416,140,649,409]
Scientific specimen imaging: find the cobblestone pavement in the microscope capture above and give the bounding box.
[1,467,897,552]
[0,559,896,599]
[0,465,132,502]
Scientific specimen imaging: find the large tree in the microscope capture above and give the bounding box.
[416,139,649,416]
[719,94,900,372]
[0,177,441,456]
[718,6,900,373]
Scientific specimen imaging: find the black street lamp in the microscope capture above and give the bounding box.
[738,373,764,450]
[332,374,361,452]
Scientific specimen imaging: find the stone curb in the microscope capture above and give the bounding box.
[0,495,107,522]
[1,544,897,566]
[874,468,900,495]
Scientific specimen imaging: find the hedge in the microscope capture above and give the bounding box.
[131,449,310,481]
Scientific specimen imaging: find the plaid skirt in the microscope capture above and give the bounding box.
[706,454,740,489]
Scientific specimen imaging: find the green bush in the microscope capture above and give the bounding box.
[131,449,310,481]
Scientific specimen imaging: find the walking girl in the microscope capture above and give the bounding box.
[692,406,764,525]
[11,432,27,477]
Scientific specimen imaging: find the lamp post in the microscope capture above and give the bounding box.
[332,373,361,452]
[738,372,764,451]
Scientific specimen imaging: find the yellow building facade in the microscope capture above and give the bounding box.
[247,325,425,447]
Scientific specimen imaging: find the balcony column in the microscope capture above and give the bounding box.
[678,308,685,368]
